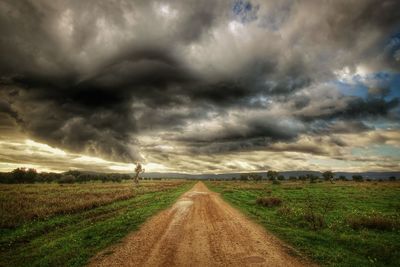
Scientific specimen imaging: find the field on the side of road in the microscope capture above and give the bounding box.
[206,181,400,267]
[0,181,192,267]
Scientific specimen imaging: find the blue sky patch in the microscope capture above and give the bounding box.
[232,0,259,23]
[333,71,400,100]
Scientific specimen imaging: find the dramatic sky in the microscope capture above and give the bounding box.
[0,0,399,173]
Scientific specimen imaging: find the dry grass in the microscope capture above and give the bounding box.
[0,181,185,228]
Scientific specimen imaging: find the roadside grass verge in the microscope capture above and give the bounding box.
[0,181,192,267]
[206,181,400,267]
[0,181,184,228]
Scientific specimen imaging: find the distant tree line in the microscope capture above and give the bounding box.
[223,171,397,183]
[0,168,397,184]
[0,168,132,184]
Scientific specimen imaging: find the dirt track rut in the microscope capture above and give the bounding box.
[89,182,315,267]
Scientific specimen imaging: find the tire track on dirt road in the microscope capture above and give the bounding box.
[89,182,316,267]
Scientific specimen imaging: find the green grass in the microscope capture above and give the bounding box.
[206,181,400,267]
[0,181,192,267]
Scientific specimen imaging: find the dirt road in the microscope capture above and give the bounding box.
[89,182,314,267]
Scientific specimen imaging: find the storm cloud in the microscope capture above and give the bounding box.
[0,0,399,172]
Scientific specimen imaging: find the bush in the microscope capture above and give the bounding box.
[347,214,399,231]
[304,212,325,230]
[277,205,292,217]
[0,172,12,183]
[307,174,318,183]
[301,192,335,230]
[352,175,364,182]
[58,175,76,184]
[272,180,281,185]
[298,175,307,181]
[256,197,282,207]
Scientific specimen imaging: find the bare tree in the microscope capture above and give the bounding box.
[322,171,335,184]
[133,162,145,186]
[267,170,278,181]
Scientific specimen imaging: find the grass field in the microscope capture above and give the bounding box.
[0,181,192,267]
[206,181,400,267]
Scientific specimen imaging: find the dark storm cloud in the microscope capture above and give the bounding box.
[297,96,399,122]
[367,87,391,97]
[0,98,19,122]
[0,0,400,164]
[318,120,373,135]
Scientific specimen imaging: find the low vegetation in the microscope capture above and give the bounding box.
[0,181,183,228]
[256,196,282,207]
[346,213,399,231]
[0,180,192,267]
[207,180,400,267]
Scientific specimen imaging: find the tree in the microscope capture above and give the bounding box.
[322,171,335,184]
[11,168,37,183]
[133,162,145,186]
[277,175,285,181]
[307,174,318,183]
[267,171,278,181]
[250,173,262,182]
[389,176,396,181]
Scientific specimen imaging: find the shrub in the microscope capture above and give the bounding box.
[58,175,76,184]
[352,175,364,182]
[249,173,262,181]
[304,212,325,230]
[301,192,335,230]
[277,205,292,217]
[256,197,282,207]
[347,214,399,231]
[298,175,307,181]
[307,174,318,183]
